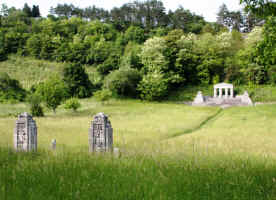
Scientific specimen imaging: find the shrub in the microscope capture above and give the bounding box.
[104,68,141,97]
[35,76,69,113]
[0,73,26,103]
[94,89,112,104]
[63,63,93,98]
[137,70,169,101]
[28,94,44,117]
[64,98,81,112]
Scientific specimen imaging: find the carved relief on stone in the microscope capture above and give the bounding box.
[89,113,113,152]
[14,112,37,152]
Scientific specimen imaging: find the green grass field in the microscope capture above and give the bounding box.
[1,99,276,199]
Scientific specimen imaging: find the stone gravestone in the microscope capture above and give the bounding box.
[51,139,56,150]
[89,113,113,152]
[14,112,37,152]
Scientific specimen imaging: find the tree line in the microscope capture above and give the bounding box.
[0,0,276,110]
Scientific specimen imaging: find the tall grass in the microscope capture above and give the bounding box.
[0,100,276,199]
[0,147,275,200]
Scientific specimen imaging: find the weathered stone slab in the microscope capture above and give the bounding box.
[14,112,37,152]
[89,113,113,152]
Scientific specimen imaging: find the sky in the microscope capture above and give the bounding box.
[1,0,243,22]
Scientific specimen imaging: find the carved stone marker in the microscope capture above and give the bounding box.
[89,113,113,152]
[51,139,56,150]
[14,112,37,152]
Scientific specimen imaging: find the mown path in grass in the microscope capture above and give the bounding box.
[165,108,223,139]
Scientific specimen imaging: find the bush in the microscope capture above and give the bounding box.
[28,94,44,117]
[94,89,112,104]
[35,76,69,113]
[137,70,169,101]
[0,73,26,103]
[104,68,141,97]
[64,98,81,112]
[63,63,93,98]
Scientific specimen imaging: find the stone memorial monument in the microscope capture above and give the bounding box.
[192,91,205,105]
[192,83,253,107]
[89,113,113,152]
[14,112,37,152]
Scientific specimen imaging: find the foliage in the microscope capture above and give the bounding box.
[124,26,146,44]
[35,76,68,113]
[64,97,81,112]
[93,89,112,104]
[0,72,26,103]
[138,70,169,101]
[240,0,276,18]
[63,63,93,98]
[0,31,7,61]
[104,68,141,97]
[28,93,44,117]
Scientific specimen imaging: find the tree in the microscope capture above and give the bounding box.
[63,63,93,98]
[35,76,68,113]
[64,98,81,112]
[0,73,26,103]
[240,0,276,18]
[32,5,40,17]
[0,31,7,61]
[124,26,146,44]
[23,3,32,17]
[103,67,141,97]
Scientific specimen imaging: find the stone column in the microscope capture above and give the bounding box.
[225,88,228,98]
[219,88,222,98]
[230,88,234,98]
[214,88,217,98]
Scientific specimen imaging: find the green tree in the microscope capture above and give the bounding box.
[0,72,26,103]
[23,3,32,17]
[35,76,68,113]
[64,98,81,112]
[31,5,40,17]
[63,63,93,98]
[138,70,169,101]
[240,0,276,18]
[104,67,141,97]
[124,26,146,44]
[0,31,7,61]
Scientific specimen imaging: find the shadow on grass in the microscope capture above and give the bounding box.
[165,108,223,139]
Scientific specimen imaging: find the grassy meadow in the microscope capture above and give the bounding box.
[1,98,276,199]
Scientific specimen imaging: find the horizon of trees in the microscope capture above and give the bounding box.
[1,0,276,104]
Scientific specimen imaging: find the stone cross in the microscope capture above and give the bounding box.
[14,112,37,152]
[89,113,113,152]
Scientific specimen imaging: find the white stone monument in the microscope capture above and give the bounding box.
[14,112,37,152]
[89,113,113,152]
[214,83,234,99]
[192,91,205,105]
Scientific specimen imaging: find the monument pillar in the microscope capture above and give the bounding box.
[89,113,113,152]
[225,88,228,98]
[219,88,222,98]
[214,88,217,98]
[14,112,37,152]
[230,88,234,98]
